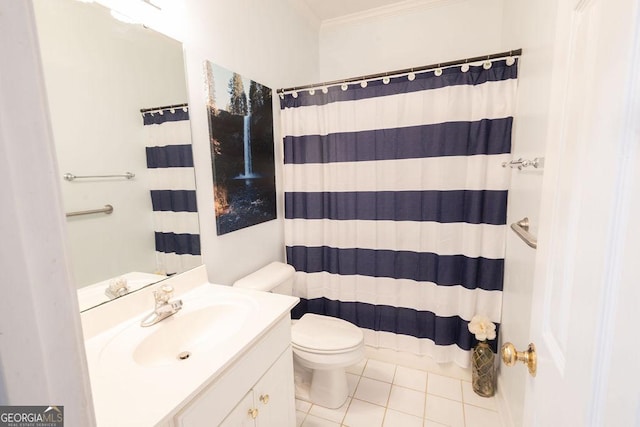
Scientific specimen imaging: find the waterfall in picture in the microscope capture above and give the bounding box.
[243,114,253,177]
[205,61,277,236]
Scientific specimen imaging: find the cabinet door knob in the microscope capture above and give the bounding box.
[259,394,270,404]
[248,408,259,419]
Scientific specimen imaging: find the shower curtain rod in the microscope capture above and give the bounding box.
[278,48,522,94]
[140,102,188,113]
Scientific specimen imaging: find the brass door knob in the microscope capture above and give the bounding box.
[259,394,270,404]
[501,342,537,377]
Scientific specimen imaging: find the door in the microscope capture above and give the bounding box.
[218,348,296,427]
[522,0,640,425]
[253,348,296,426]
[219,391,255,427]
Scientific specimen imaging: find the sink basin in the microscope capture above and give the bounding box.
[99,290,257,368]
[133,304,249,366]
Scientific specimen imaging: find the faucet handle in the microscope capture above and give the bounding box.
[154,285,174,303]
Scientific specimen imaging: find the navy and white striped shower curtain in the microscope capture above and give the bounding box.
[280,59,517,367]
[143,107,201,276]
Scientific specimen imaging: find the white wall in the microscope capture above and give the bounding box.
[498,1,560,425]
[182,0,320,285]
[33,0,188,287]
[318,0,505,82]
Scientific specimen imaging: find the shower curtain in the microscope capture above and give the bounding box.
[280,59,518,367]
[143,106,201,276]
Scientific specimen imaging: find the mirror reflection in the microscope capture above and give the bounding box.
[33,0,201,311]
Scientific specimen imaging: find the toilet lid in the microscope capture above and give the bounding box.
[292,313,363,352]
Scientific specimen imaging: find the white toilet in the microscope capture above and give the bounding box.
[233,262,364,409]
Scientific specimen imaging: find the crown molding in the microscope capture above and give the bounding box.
[321,0,465,29]
[287,0,321,31]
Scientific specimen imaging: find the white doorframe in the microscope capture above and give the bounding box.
[0,1,95,424]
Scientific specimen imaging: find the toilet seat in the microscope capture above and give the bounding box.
[292,341,362,355]
[291,313,364,353]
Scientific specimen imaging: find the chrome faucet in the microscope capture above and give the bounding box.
[140,285,183,327]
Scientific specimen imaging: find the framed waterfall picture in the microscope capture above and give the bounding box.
[204,61,277,235]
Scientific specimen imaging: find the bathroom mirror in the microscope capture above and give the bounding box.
[33,0,201,311]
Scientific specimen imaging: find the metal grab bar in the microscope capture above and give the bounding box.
[63,172,135,181]
[510,217,538,249]
[66,204,114,218]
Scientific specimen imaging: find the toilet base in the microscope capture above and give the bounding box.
[290,315,365,409]
[293,362,312,401]
[309,368,349,409]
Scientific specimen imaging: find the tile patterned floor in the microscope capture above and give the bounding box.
[295,358,502,427]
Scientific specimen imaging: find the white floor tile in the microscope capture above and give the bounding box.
[461,381,498,410]
[297,355,504,427]
[387,385,425,418]
[364,347,471,381]
[343,398,386,427]
[427,373,463,401]
[346,358,367,376]
[347,372,360,396]
[393,366,427,392]
[362,359,397,383]
[296,398,312,413]
[354,377,392,406]
[382,408,423,427]
[296,410,307,427]
[464,404,502,427]
[308,397,351,423]
[425,394,465,427]
[302,414,342,427]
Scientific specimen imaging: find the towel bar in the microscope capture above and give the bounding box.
[63,172,135,181]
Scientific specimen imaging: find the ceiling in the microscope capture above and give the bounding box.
[301,0,410,22]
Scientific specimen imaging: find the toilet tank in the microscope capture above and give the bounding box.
[232,262,295,295]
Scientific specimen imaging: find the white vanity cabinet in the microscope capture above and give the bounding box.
[219,349,294,426]
[82,269,299,427]
[173,316,296,427]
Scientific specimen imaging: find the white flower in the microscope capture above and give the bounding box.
[468,315,496,341]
